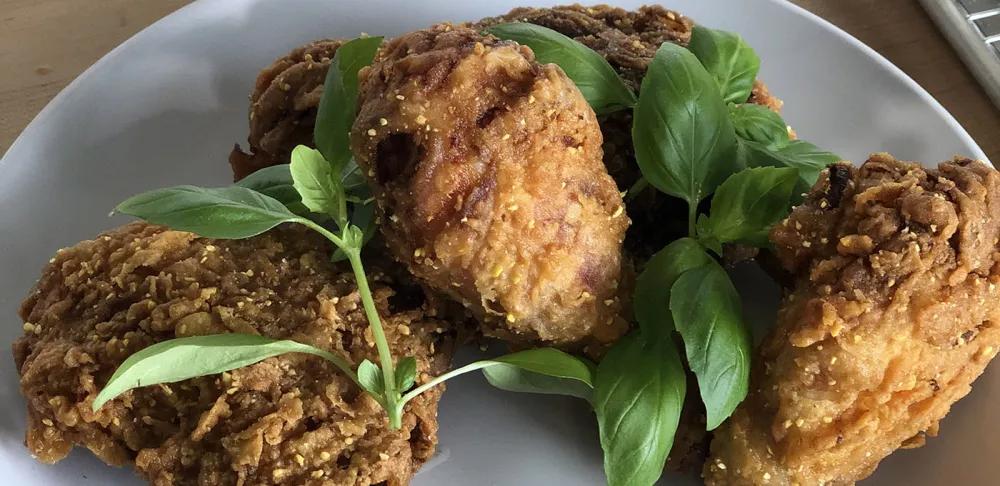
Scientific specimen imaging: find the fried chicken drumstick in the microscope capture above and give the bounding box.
[14,223,455,486]
[705,154,1000,485]
[349,25,630,353]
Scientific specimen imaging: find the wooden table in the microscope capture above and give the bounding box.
[2,0,998,161]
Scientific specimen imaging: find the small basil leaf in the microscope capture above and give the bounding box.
[93,334,348,411]
[358,359,385,396]
[483,363,595,403]
[633,237,714,339]
[701,166,798,245]
[670,262,751,430]
[484,22,636,115]
[290,145,345,223]
[395,356,418,392]
[688,25,761,104]
[729,103,789,151]
[595,332,686,486]
[315,36,383,169]
[744,139,841,187]
[114,185,299,239]
[633,42,738,207]
[487,347,594,387]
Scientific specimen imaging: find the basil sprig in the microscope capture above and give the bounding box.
[632,41,738,229]
[484,23,636,115]
[98,35,596,432]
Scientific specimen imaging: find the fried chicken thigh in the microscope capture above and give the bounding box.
[13,222,454,486]
[349,25,630,353]
[705,154,1000,485]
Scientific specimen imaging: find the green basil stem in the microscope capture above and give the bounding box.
[625,177,649,202]
[298,219,402,429]
[688,203,698,237]
[399,360,495,408]
[346,249,401,429]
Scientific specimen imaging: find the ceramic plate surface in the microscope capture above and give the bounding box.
[0,0,991,484]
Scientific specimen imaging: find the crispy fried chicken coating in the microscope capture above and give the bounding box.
[349,25,630,354]
[229,39,347,181]
[476,4,785,262]
[705,154,1000,485]
[13,222,456,486]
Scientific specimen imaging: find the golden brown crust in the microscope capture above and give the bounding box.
[14,222,455,486]
[705,154,1000,485]
[349,25,630,354]
[230,39,347,181]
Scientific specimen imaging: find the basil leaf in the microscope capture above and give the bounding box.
[93,334,350,411]
[315,36,383,168]
[341,159,371,202]
[487,348,594,387]
[729,103,789,151]
[358,359,385,396]
[114,185,300,239]
[745,139,840,187]
[484,22,636,115]
[670,262,751,430]
[290,145,345,223]
[395,356,417,392]
[233,164,306,213]
[633,42,738,207]
[688,25,760,105]
[483,364,595,403]
[701,166,798,246]
[633,237,714,339]
[595,332,686,486]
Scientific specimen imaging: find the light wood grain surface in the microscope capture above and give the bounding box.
[2,0,998,161]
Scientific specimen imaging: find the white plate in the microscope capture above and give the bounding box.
[0,0,993,484]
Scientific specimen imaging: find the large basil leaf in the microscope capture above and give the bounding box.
[114,185,300,239]
[688,25,760,104]
[314,36,383,168]
[670,262,751,429]
[633,237,714,339]
[93,334,352,411]
[595,332,686,486]
[484,22,636,115]
[632,42,738,207]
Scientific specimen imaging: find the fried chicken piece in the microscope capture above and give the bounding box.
[476,4,785,263]
[229,39,346,181]
[13,222,457,486]
[349,25,630,354]
[705,154,1000,485]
